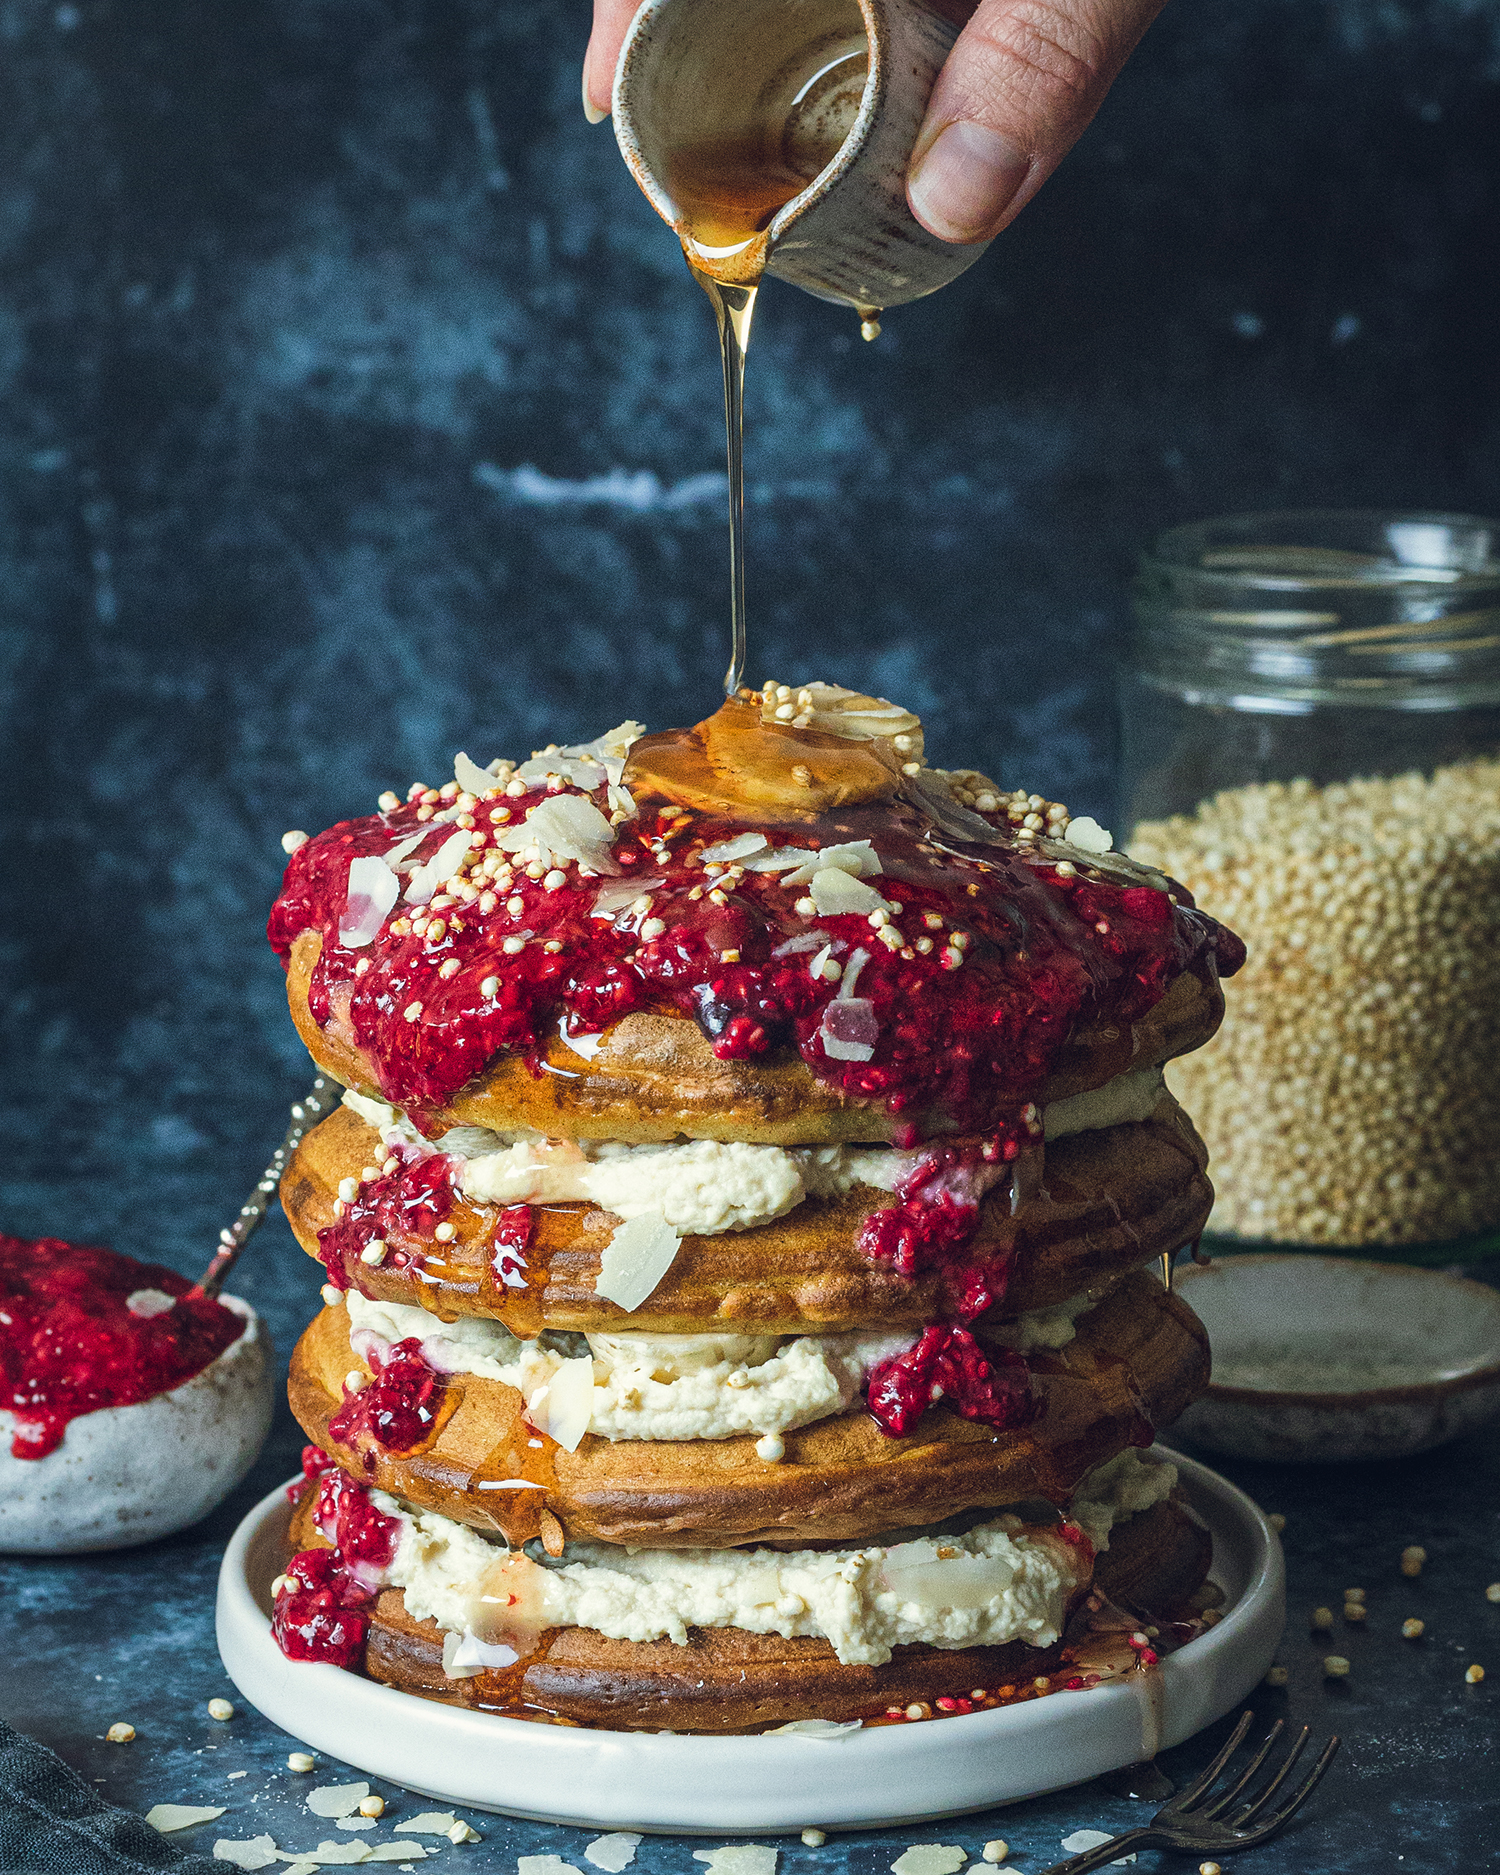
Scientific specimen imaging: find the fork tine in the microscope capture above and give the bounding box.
[1236,1734,1341,1840]
[1162,1709,1256,1815]
[1225,1725,1310,1828]
[1194,1718,1285,1819]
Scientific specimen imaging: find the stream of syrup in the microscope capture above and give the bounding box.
[661,35,872,694]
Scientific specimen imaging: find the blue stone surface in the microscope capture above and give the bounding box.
[2,0,1498,1866]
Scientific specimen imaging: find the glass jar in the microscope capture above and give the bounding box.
[1119,510,1500,1262]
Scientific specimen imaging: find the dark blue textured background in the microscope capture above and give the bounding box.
[2,0,1498,1866]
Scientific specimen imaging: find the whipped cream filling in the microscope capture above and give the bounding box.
[340,1289,1106,1446]
[357,1448,1176,1671]
[341,1064,1165,1242]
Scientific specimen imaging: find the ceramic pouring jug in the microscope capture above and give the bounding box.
[612,0,992,311]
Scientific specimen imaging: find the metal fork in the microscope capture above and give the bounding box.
[1036,1712,1341,1873]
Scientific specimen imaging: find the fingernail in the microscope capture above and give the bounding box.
[582,65,609,125]
[908,120,1029,243]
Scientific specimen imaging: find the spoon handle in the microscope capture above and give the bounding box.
[191,1073,342,1298]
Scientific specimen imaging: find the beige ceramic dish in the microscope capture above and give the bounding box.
[1168,1254,1500,1462]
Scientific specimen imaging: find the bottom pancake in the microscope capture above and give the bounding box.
[286,1487,1211,1734]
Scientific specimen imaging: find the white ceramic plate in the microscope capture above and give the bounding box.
[1170,1256,1500,1462]
[215,1451,1283,1833]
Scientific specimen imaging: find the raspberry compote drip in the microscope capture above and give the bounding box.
[267,700,1245,1145]
[327,1338,447,1465]
[315,1145,455,1290]
[0,1234,244,1460]
[865,1326,1036,1438]
[272,1447,401,1667]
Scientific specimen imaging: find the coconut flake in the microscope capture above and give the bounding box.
[808,942,835,982]
[770,931,824,955]
[1060,1831,1135,1865]
[1064,816,1114,855]
[306,1784,369,1819]
[279,1843,373,1865]
[692,1849,778,1875]
[454,751,504,795]
[527,1354,595,1452]
[516,721,645,789]
[519,1859,584,1875]
[584,1837,643,1873]
[393,1814,460,1836]
[340,856,401,946]
[838,946,872,999]
[404,830,474,904]
[819,998,878,1062]
[447,1630,520,1674]
[698,832,769,864]
[744,846,819,873]
[491,795,620,874]
[595,1213,682,1312]
[127,1288,176,1319]
[781,840,882,887]
[382,829,429,869]
[214,1839,280,1870]
[881,1553,1021,1610]
[764,1718,863,1739]
[591,877,666,918]
[808,868,890,917]
[147,1804,227,1833]
[890,1850,967,1875]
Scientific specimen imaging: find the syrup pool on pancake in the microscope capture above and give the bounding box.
[0,1233,274,1552]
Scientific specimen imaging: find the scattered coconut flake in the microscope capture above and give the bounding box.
[606,782,637,821]
[515,721,644,790]
[491,794,620,874]
[838,946,871,999]
[447,1630,520,1673]
[340,856,401,946]
[808,941,835,981]
[764,1718,863,1739]
[1063,816,1113,855]
[404,830,474,904]
[454,752,504,795]
[781,840,882,887]
[519,1858,584,1875]
[808,868,890,917]
[215,1839,280,1871]
[819,999,878,1062]
[583,1835,643,1872]
[770,931,825,955]
[891,1850,967,1875]
[699,832,769,863]
[692,1848,778,1875]
[126,1288,177,1320]
[595,1213,682,1313]
[744,845,819,873]
[336,1818,379,1832]
[147,1804,227,1832]
[367,1850,427,1864]
[1060,1831,1134,1865]
[526,1354,595,1452]
[394,1816,460,1838]
[591,876,666,918]
[306,1784,370,1819]
[382,829,429,869]
[279,1843,374,1865]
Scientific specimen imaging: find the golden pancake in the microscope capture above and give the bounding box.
[288,1271,1208,1548]
[286,929,1225,1146]
[282,1094,1213,1335]
[286,1489,1210,1733]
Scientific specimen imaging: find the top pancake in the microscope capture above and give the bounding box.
[286,930,1225,1146]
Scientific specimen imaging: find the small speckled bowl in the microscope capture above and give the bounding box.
[1169,1255,1500,1462]
[0,1297,274,1553]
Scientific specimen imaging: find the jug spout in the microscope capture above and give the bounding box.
[614,0,994,311]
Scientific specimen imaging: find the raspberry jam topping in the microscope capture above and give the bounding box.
[272,1450,400,1667]
[316,1146,455,1290]
[326,1337,447,1464]
[268,703,1244,1143]
[865,1325,1036,1438]
[0,1234,245,1460]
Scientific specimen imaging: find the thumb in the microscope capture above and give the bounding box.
[907,0,1167,244]
[583,0,645,122]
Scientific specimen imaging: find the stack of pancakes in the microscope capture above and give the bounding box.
[269,691,1244,1733]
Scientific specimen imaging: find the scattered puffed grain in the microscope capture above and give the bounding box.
[1268,1513,1286,1533]
[287,1751,316,1772]
[981,1843,1008,1864]
[359,1796,385,1818]
[1465,1664,1485,1684]
[1200,1864,1223,1875]
[1264,1666,1289,1686]
[1343,1603,1367,1623]
[207,1699,234,1722]
[1402,1619,1425,1640]
[1311,1607,1335,1629]
[1344,1588,1366,1603]
[1401,1545,1427,1577]
[802,1830,827,1847]
[1323,1656,1351,1678]
[1486,1583,1500,1603]
[106,1723,135,1744]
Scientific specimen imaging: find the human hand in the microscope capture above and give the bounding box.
[582,0,1168,245]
